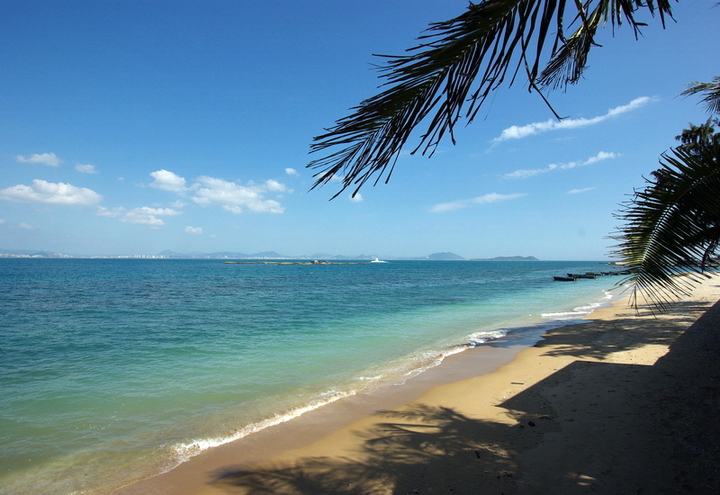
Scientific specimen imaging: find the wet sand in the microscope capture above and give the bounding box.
[117,275,720,494]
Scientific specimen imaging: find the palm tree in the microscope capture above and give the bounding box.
[674,119,718,151]
[612,81,720,310]
[308,0,675,198]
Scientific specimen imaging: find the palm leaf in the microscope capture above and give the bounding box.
[308,0,674,198]
[680,76,720,115]
[611,140,720,310]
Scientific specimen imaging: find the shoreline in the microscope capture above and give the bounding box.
[117,276,720,494]
[114,319,547,495]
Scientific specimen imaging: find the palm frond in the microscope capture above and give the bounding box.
[308,0,674,197]
[611,140,720,311]
[680,76,720,115]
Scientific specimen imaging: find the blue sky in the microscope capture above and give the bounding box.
[1,0,718,259]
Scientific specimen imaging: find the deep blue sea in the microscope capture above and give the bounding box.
[0,259,625,494]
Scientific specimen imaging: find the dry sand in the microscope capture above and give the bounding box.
[118,275,720,495]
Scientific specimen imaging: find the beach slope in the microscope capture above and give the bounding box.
[120,276,720,495]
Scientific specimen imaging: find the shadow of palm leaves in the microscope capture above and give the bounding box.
[533,300,711,361]
[213,404,519,494]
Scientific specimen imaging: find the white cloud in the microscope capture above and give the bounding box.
[606,97,654,117]
[222,205,244,214]
[349,193,363,202]
[583,151,618,165]
[430,192,526,213]
[568,187,595,194]
[493,97,654,142]
[503,167,553,179]
[0,219,5,224]
[285,168,298,176]
[185,226,203,234]
[98,206,180,227]
[473,193,527,204]
[0,179,102,205]
[147,170,288,214]
[18,223,35,230]
[16,152,63,167]
[132,206,180,217]
[264,179,288,192]
[75,164,98,174]
[191,176,285,214]
[123,212,166,226]
[431,199,470,213]
[150,169,187,192]
[504,151,618,179]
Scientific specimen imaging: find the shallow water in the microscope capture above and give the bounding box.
[0,259,624,494]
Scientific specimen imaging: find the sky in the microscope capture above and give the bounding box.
[1,0,718,260]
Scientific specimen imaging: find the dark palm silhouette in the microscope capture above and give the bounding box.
[308,0,675,198]
[613,81,720,309]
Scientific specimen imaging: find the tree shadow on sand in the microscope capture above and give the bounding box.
[212,404,527,494]
[528,299,712,361]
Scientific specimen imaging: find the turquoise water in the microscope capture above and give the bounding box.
[0,259,624,494]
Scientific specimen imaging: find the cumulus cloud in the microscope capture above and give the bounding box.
[504,151,618,179]
[18,223,35,230]
[150,169,187,192]
[147,170,288,214]
[493,97,654,142]
[98,206,180,227]
[132,206,181,217]
[75,164,98,174]
[285,168,298,176]
[349,193,363,202]
[0,179,102,205]
[430,192,526,213]
[185,226,203,234]
[191,176,285,214]
[264,179,288,192]
[16,152,63,167]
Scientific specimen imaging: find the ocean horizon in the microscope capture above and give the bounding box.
[0,259,626,495]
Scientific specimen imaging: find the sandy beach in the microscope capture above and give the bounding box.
[118,275,720,495]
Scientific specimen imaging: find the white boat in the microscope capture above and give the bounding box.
[370,257,387,263]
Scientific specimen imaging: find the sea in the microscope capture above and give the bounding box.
[0,258,627,495]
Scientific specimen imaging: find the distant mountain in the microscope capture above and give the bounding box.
[157,250,187,257]
[470,256,539,261]
[307,254,380,260]
[0,248,472,261]
[425,252,465,260]
[245,251,284,259]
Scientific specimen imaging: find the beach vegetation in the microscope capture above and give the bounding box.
[612,78,720,310]
[307,0,675,198]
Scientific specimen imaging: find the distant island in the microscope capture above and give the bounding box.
[425,252,465,260]
[469,256,540,261]
[0,248,537,261]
